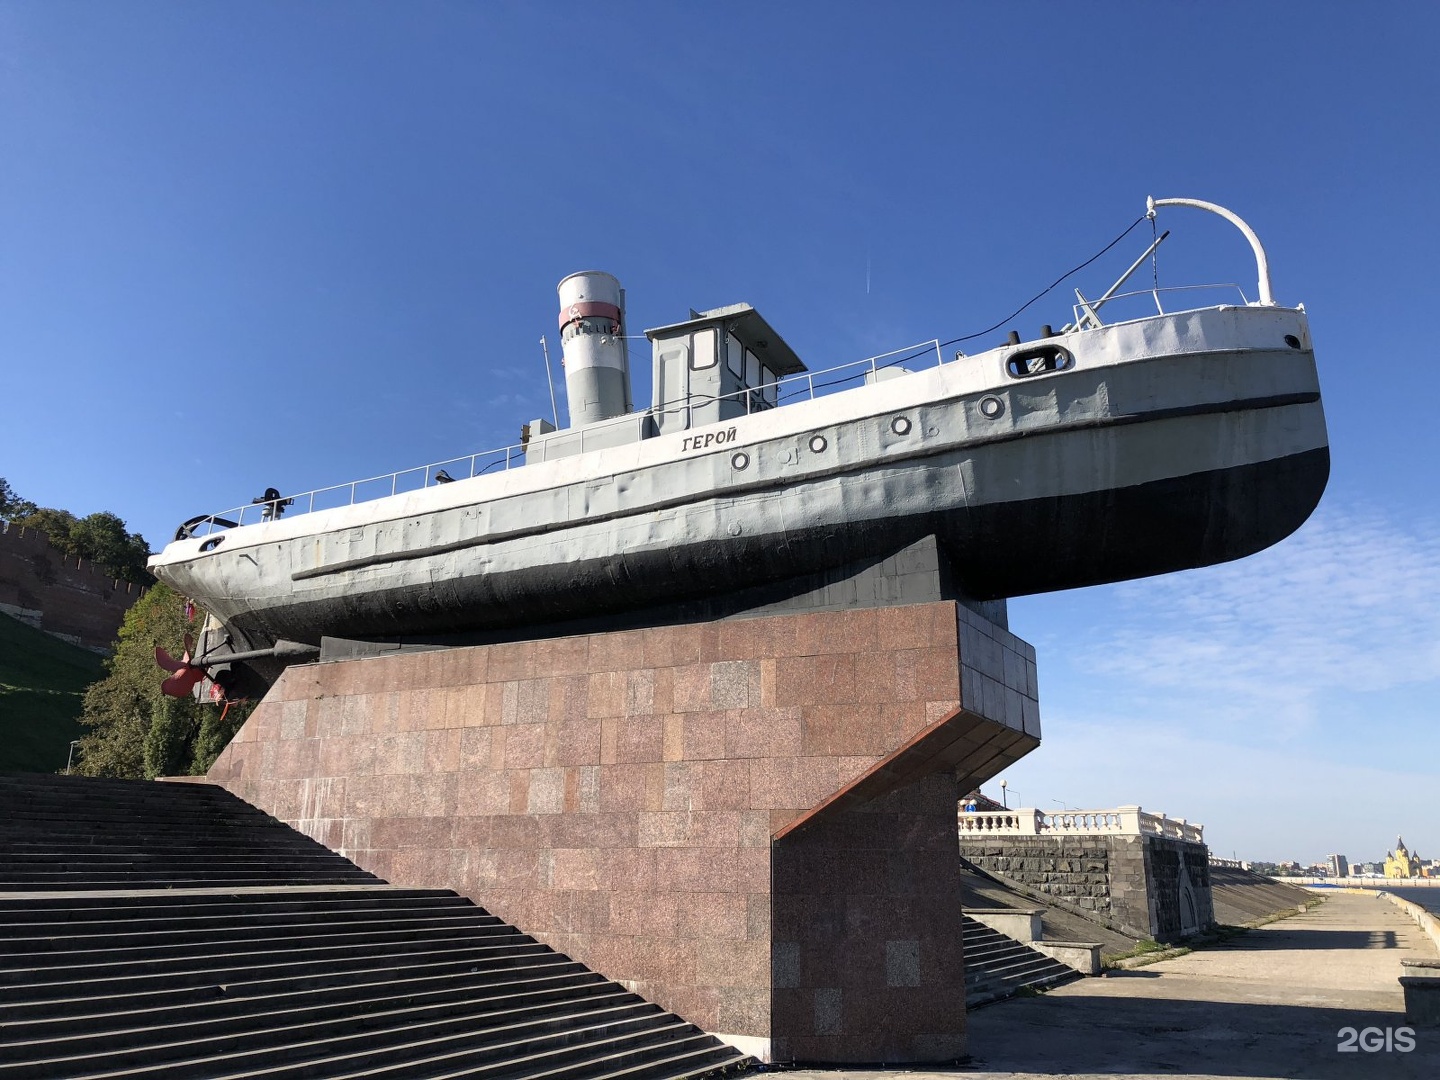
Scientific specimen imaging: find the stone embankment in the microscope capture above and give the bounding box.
[1209,864,1315,925]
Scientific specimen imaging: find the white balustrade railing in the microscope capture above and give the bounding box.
[957,809,1045,835]
[958,805,1204,844]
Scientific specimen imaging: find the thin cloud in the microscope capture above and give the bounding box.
[1070,503,1440,729]
[1003,500,1440,857]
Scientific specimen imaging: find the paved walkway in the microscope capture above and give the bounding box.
[785,891,1440,1079]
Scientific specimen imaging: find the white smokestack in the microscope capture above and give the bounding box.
[557,271,631,428]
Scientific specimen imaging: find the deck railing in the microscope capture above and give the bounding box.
[177,338,946,537]
[1070,283,1248,328]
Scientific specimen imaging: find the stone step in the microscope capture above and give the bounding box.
[574,1041,749,1080]
[0,832,340,848]
[0,919,526,970]
[0,937,556,1004]
[0,910,500,954]
[3,972,616,1063]
[0,887,459,916]
[2,996,667,1079]
[965,958,1054,986]
[960,915,1080,1006]
[0,851,361,863]
[4,957,598,1036]
[25,1014,700,1080]
[0,874,379,891]
[0,867,374,883]
[240,1022,710,1080]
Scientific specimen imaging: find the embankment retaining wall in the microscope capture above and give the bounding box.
[959,833,1213,942]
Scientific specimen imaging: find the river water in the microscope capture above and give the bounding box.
[1383,884,1440,915]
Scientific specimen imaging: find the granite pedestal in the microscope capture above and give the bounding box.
[207,600,1039,1062]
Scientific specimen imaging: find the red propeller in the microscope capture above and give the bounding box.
[154,633,208,698]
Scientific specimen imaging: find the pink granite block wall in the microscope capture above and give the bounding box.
[207,600,1037,1061]
[771,771,967,1062]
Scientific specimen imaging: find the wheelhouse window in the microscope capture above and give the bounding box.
[726,334,744,376]
[691,328,717,369]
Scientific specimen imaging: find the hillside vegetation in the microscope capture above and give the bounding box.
[0,613,104,773]
[1,476,152,584]
[74,583,252,779]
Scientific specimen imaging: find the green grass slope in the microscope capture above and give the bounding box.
[0,612,105,773]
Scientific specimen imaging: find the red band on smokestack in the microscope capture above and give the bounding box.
[559,301,623,331]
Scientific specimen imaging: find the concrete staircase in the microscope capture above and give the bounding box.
[961,915,1080,1007]
[0,774,379,891]
[0,774,750,1080]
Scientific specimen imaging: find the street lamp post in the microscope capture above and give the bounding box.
[65,740,80,775]
[1000,779,1007,808]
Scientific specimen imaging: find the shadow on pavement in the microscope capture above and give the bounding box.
[1198,927,1401,951]
[966,994,1438,1079]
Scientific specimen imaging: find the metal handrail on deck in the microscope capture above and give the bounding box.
[1069,283,1249,328]
[180,338,947,537]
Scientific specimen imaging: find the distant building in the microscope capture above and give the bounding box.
[1327,854,1349,879]
[1384,837,1423,879]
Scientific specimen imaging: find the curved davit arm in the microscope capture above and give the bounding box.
[1148,196,1275,307]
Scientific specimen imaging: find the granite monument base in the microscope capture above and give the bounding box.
[207,600,1040,1062]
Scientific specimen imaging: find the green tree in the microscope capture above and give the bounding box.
[73,583,251,778]
[9,504,153,584]
[192,702,250,773]
[13,507,79,558]
[0,477,37,520]
[143,696,200,779]
[70,511,154,585]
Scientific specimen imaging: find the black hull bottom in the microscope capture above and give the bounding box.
[220,446,1328,689]
[959,443,1330,599]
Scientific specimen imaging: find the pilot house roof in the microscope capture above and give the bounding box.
[644,303,807,376]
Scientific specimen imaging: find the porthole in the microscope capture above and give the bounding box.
[809,434,828,453]
[199,536,225,553]
[890,416,912,436]
[731,451,750,471]
[980,396,1005,419]
[1284,334,1301,349]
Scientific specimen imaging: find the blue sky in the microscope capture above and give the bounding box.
[2,3,1435,863]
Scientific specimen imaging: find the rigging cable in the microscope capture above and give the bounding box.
[1151,211,1161,307]
[781,212,1151,400]
[937,211,1150,350]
